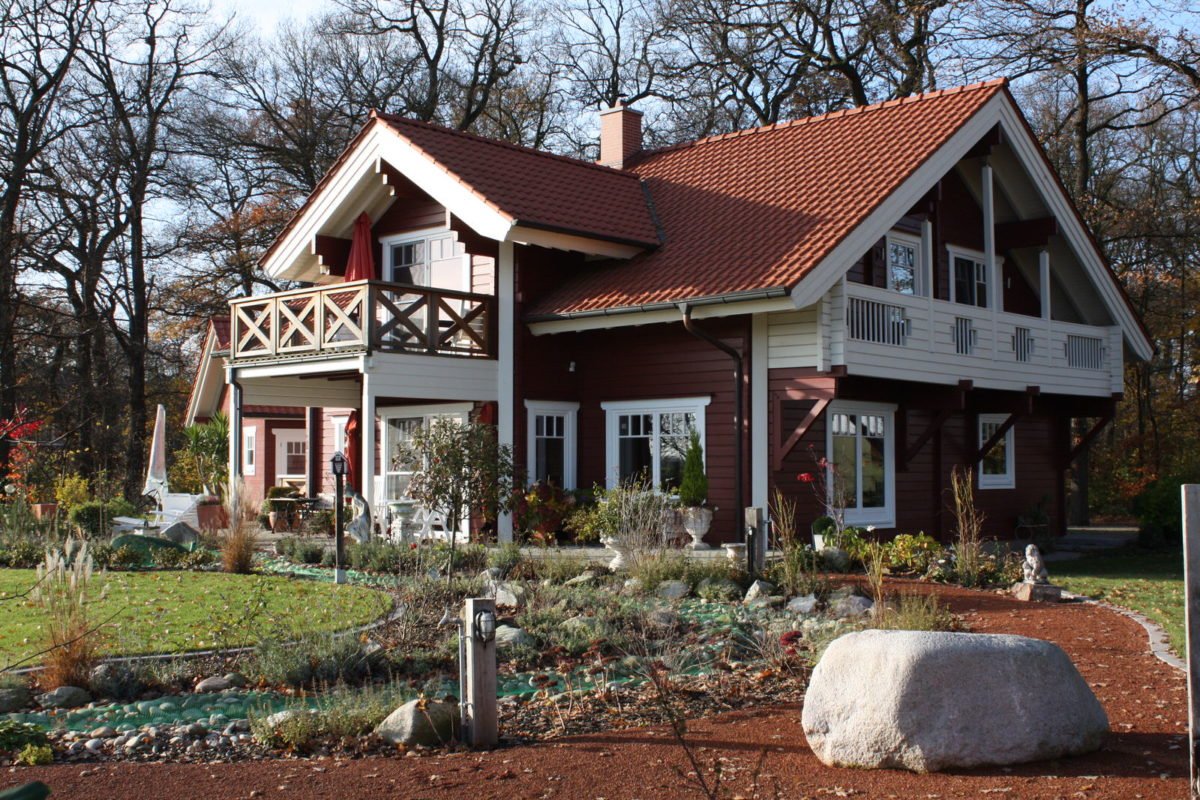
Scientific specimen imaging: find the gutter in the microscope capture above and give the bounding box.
[526,286,789,323]
[680,303,747,573]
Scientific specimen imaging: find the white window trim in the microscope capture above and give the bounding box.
[978,413,1016,489]
[379,227,467,289]
[330,415,349,459]
[601,396,711,490]
[242,426,256,476]
[524,400,579,489]
[886,231,923,296]
[947,245,1004,308]
[825,400,896,528]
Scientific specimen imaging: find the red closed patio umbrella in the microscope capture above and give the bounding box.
[344,212,377,282]
[344,410,360,494]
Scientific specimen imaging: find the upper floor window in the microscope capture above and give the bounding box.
[382,230,466,292]
[886,233,921,296]
[951,249,989,308]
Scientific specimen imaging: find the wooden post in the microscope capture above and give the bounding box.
[745,507,766,577]
[1184,484,1200,798]
[463,597,498,748]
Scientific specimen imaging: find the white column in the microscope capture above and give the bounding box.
[360,369,374,510]
[1040,250,1053,366]
[750,313,769,511]
[496,241,515,543]
[982,162,998,361]
[226,368,241,490]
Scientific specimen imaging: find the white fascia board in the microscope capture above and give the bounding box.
[231,355,366,381]
[791,94,1008,311]
[527,296,794,336]
[507,225,645,259]
[261,122,515,280]
[185,333,221,425]
[993,101,1153,362]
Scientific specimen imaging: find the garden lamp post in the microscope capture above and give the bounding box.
[331,451,348,585]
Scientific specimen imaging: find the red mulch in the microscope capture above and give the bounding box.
[5,581,1189,799]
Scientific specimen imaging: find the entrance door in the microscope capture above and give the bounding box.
[274,429,308,493]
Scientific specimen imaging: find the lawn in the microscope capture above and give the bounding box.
[1053,547,1184,654]
[0,569,392,669]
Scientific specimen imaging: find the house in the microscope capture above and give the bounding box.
[186,78,1152,543]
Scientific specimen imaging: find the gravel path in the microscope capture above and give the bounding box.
[5,581,1188,799]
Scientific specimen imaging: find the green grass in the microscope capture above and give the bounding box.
[1053,547,1184,654]
[0,569,392,669]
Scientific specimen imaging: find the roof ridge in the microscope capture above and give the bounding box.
[374,111,644,181]
[636,79,1008,161]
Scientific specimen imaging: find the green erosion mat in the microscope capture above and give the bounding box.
[1053,547,1184,654]
[0,570,393,668]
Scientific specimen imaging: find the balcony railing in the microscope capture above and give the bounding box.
[229,280,495,362]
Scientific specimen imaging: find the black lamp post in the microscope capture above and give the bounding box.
[330,451,347,585]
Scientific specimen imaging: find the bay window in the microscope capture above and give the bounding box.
[602,397,710,491]
[826,401,895,527]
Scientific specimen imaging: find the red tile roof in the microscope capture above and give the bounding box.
[375,113,660,247]
[529,80,1007,317]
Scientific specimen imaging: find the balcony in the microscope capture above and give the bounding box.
[229,280,495,363]
[836,282,1123,396]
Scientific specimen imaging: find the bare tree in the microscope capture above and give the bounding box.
[0,0,95,472]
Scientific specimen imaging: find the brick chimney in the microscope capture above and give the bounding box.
[598,101,643,169]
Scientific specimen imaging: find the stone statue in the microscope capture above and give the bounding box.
[346,491,372,544]
[1022,544,1049,585]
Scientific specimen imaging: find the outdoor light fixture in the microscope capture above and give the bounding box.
[330,451,347,476]
[473,609,497,643]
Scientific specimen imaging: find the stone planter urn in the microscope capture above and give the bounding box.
[601,535,630,571]
[681,506,713,549]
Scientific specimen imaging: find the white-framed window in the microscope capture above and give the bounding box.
[242,426,256,476]
[886,232,921,296]
[274,429,307,481]
[978,414,1015,489]
[602,397,710,491]
[380,403,472,503]
[380,229,467,292]
[525,400,578,489]
[948,247,1000,309]
[826,401,896,527]
[330,415,349,460]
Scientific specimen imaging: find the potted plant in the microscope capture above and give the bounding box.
[677,430,712,549]
[196,496,228,532]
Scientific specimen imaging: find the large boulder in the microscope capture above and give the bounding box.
[375,699,460,747]
[37,685,92,709]
[802,630,1108,772]
[0,684,32,713]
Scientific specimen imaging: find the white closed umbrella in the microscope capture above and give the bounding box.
[143,404,169,503]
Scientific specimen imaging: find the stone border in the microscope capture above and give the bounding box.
[1064,591,1185,672]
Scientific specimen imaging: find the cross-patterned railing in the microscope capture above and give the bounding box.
[229,280,495,362]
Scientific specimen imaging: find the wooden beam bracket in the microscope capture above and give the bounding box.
[772,396,831,472]
[1062,413,1114,470]
[901,408,953,471]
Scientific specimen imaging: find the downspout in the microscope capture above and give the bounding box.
[680,305,745,562]
[229,371,243,482]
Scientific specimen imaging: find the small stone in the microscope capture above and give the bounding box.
[375,699,460,746]
[169,736,185,746]
[743,579,776,602]
[564,570,597,587]
[222,672,248,688]
[1012,582,1064,603]
[84,738,104,753]
[821,547,851,573]
[112,735,130,749]
[0,684,32,713]
[222,722,238,736]
[186,723,208,737]
[563,615,603,632]
[234,719,251,732]
[90,726,117,739]
[787,594,819,614]
[622,577,643,593]
[495,624,535,649]
[830,595,874,619]
[37,685,92,709]
[194,675,232,693]
[655,580,690,601]
[490,581,527,608]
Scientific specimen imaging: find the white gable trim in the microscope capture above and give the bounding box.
[792,92,1151,362]
[261,120,516,280]
[185,329,224,426]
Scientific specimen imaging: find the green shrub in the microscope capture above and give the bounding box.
[886,533,943,573]
[277,536,326,565]
[767,544,821,596]
[1134,476,1194,547]
[627,551,690,590]
[182,548,217,569]
[0,719,48,752]
[252,634,383,689]
[68,499,137,538]
[487,542,525,577]
[0,537,42,568]
[54,473,90,514]
[252,682,414,750]
[870,592,956,632]
[676,430,708,507]
[16,743,53,765]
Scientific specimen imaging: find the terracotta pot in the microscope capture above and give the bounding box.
[197,503,228,532]
[30,503,58,521]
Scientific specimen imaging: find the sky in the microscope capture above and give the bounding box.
[213,0,332,36]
